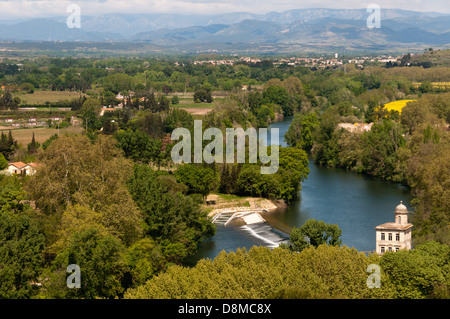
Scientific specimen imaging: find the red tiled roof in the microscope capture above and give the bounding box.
[9,162,27,169]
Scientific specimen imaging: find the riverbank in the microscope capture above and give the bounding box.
[205,194,283,218]
[204,193,293,237]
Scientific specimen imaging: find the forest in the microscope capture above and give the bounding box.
[0,53,449,299]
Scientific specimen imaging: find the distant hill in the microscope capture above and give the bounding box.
[410,49,450,67]
[0,8,448,52]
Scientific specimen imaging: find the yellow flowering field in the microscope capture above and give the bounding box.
[383,100,416,113]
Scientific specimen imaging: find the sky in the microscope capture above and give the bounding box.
[0,0,449,20]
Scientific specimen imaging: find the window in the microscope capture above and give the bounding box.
[381,247,385,253]
[381,233,385,240]
[395,248,399,252]
[388,247,392,252]
[388,233,392,241]
[396,233,400,241]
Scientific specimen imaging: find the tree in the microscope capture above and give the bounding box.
[277,147,310,203]
[124,245,390,299]
[26,135,143,252]
[27,132,40,154]
[128,164,215,263]
[80,98,102,130]
[405,134,450,245]
[194,89,213,103]
[285,111,320,151]
[44,228,129,299]
[0,131,17,159]
[360,119,405,180]
[171,95,179,105]
[262,85,290,115]
[102,73,133,94]
[114,129,162,165]
[157,95,170,112]
[284,219,342,252]
[419,81,434,93]
[0,202,45,298]
[247,91,263,114]
[42,134,59,150]
[380,241,449,299]
[175,164,216,198]
[0,153,7,170]
[0,92,20,110]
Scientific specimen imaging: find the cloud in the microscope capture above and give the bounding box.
[0,0,449,19]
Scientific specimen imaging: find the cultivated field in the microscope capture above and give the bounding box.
[383,99,416,113]
[17,90,85,105]
[0,126,83,145]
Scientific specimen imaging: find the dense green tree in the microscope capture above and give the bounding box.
[194,89,213,103]
[124,245,391,299]
[164,108,194,133]
[102,73,133,94]
[128,164,215,263]
[262,85,291,116]
[0,131,17,159]
[43,228,129,299]
[115,129,162,164]
[26,135,143,253]
[0,179,45,299]
[285,111,320,151]
[175,164,216,198]
[283,219,342,252]
[380,241,450,299]
[80,98,102,130]
[360,119,405,180]
[0,152,7,170]
[27,132,40,154]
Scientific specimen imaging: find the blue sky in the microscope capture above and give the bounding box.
[0,0,448,19]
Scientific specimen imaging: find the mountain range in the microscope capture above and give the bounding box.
[0,8,449,52]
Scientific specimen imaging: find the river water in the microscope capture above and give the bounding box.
[185,117,413,265]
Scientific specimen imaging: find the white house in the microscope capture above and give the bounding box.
[6,162,38,176]
[375,201,413,255]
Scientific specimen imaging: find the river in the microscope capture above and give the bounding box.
[185,116,413,265]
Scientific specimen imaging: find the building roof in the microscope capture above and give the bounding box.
[375,222,413,231]
[8,162,27,169]
[395,201,408,213]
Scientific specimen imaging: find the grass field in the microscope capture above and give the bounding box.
[0,126,83,145]
[17,90,85,105]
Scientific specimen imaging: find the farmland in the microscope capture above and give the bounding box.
[17,90,85,105]
[0,126,83,145]
[383,99,417,113]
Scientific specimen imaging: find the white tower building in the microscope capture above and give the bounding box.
[375,201,413,255]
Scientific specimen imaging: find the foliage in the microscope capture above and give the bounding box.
[0,152,7,170]
[124,245,391,299]
[0,131,18,160]
[283,219,342,252]
[380,241,450,299]
[25,135,143,253]
[194,89,213,103]
[42,228,129,299]
[127,164,215,263]
[0,179,45,298]
[175,164,216,198]
[285,111,320,151]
